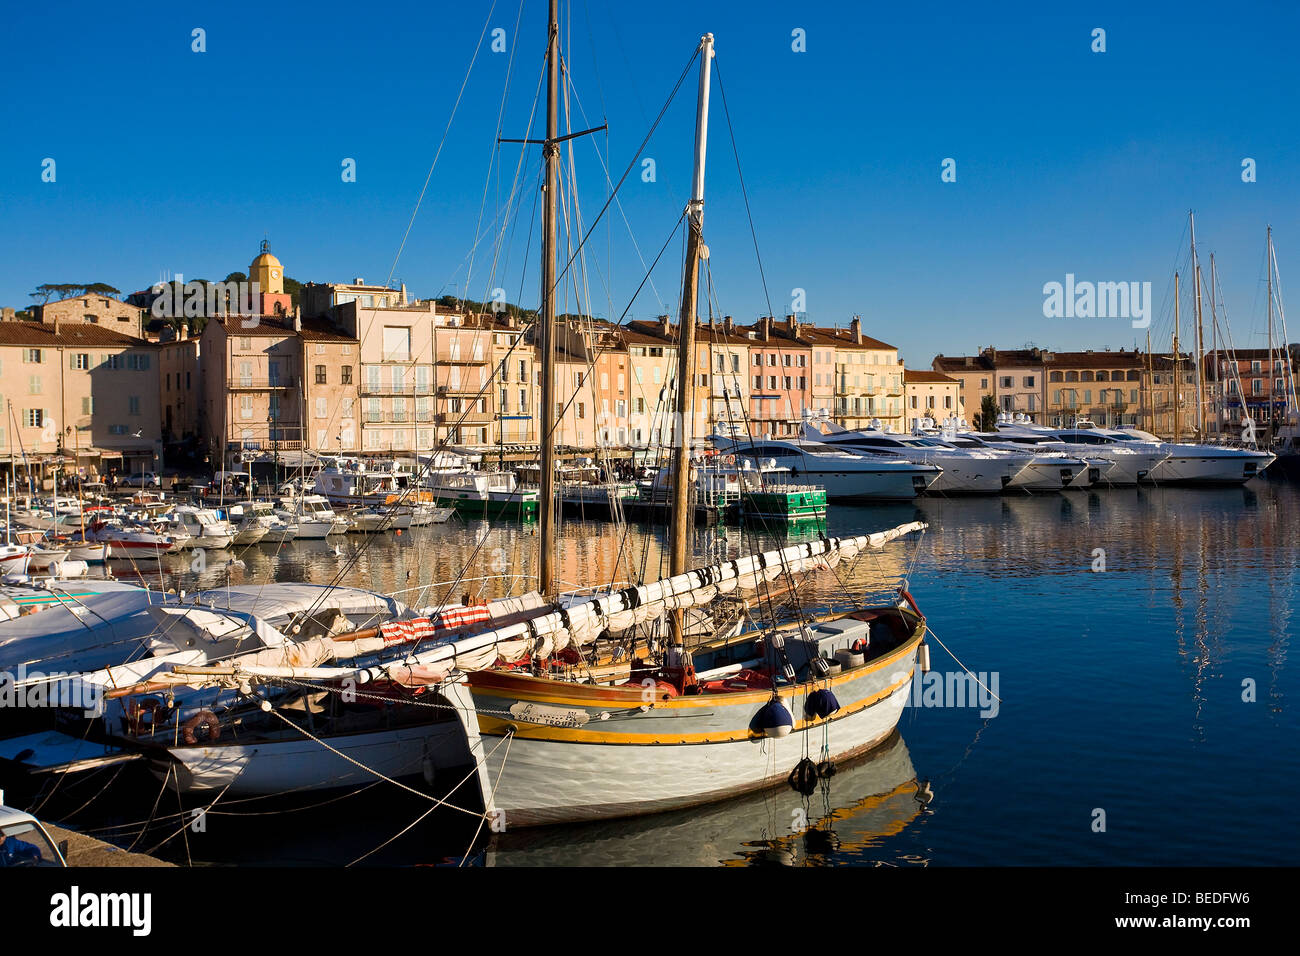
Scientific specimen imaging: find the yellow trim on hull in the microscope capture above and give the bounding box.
[475,664,915,745]
[469,623,924,712]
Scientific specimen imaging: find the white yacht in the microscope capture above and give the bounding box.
[278,494,348,539]
[1075,425,1276,484]
[938,433,1089,491]
[224,503,272,546]
[312,456,417,506]
[159,507,235,550]
[990,419,1167,486]
[709,434,940,500]
[802,421,1012,494]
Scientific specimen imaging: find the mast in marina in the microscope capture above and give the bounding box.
[537,0,560,599]
[667,33,715,615]
[1266,225,1275,443]
[1190,212,1205,441]
[1173,271,1181,441]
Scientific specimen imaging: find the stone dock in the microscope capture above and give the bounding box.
[44,822,174,867]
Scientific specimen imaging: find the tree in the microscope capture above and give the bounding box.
[977,395,998,431]
[30,282,121,304]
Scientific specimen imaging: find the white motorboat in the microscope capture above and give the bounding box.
[803,420,1016,494]
[345,506,413,533]
[990,418,1167,486]
[1082,426,1276,484]
[159,507,235,550]
[0,544,32,575]
[938,434,1089,491]
[86,519,181,557]
[711,434,940,500]
[225,503,273,546]
[277,495,344,539]
[421,470,540,519]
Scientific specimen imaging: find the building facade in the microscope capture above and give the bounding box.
[903,369,961,429]
[0,320,161,480]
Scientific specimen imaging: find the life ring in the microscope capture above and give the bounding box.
[851,638,868,654]
[181,710,221,745]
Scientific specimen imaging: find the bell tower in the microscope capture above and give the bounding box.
[250,240,285,295]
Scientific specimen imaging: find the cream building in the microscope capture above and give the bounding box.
[903,369,961,429]
[0,319,161,480]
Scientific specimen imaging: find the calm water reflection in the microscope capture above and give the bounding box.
[88,479,1299,865]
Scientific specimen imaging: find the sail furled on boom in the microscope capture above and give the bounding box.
[168,523,926,687]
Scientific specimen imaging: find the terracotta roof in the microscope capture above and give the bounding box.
[1045,350,1143,369]
[904,369,958,384]
[786,325,894,351]
[0,321,150,348]
[933,354,994,372]
[986,349,1045,368]
[297,319,357,342]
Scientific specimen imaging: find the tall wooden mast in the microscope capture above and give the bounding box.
[667,33,715,613]
[537,0,560,599]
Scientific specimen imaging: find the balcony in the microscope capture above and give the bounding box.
[435,354,488,365]
[359,383,435,396]
[436,411,495,425]
[231,376,296,390]
[437,383,486,396]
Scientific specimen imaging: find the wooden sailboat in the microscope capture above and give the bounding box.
[93,8,930,828]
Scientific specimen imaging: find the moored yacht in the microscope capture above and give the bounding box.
[159,506,235,550]
[802,420,1011,494]
[1083,425,1275,484]
[990,418,1166,486]
[710,434,939,500]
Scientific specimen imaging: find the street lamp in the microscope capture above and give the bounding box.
[267,410,279,495]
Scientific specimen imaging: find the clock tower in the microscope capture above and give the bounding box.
[248,240,293,317]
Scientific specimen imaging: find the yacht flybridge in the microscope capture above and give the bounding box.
[709,434,940,500]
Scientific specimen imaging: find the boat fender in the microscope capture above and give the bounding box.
[919,644,931,674]
[181,710,221,745]
[816,759,836,779]
[751,698,793,738]
[804,688,841,720]
[788,756,819,795]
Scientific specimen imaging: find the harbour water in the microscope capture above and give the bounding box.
[61,480,1300,866]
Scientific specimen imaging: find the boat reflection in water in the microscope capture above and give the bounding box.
[483,731,927,867]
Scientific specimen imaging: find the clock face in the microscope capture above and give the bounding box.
[270,269,280,279]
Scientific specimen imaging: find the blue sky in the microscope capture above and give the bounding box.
[2,0,1297,366]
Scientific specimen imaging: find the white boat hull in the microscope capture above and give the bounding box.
[1007,459,1083,491]
[786,468,934,501]
[1148,452,1275,484]
[469,631,921,827]
[479,676,912,826]
[158,720,473,795]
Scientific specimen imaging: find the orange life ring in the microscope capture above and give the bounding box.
[181,710,221,745]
